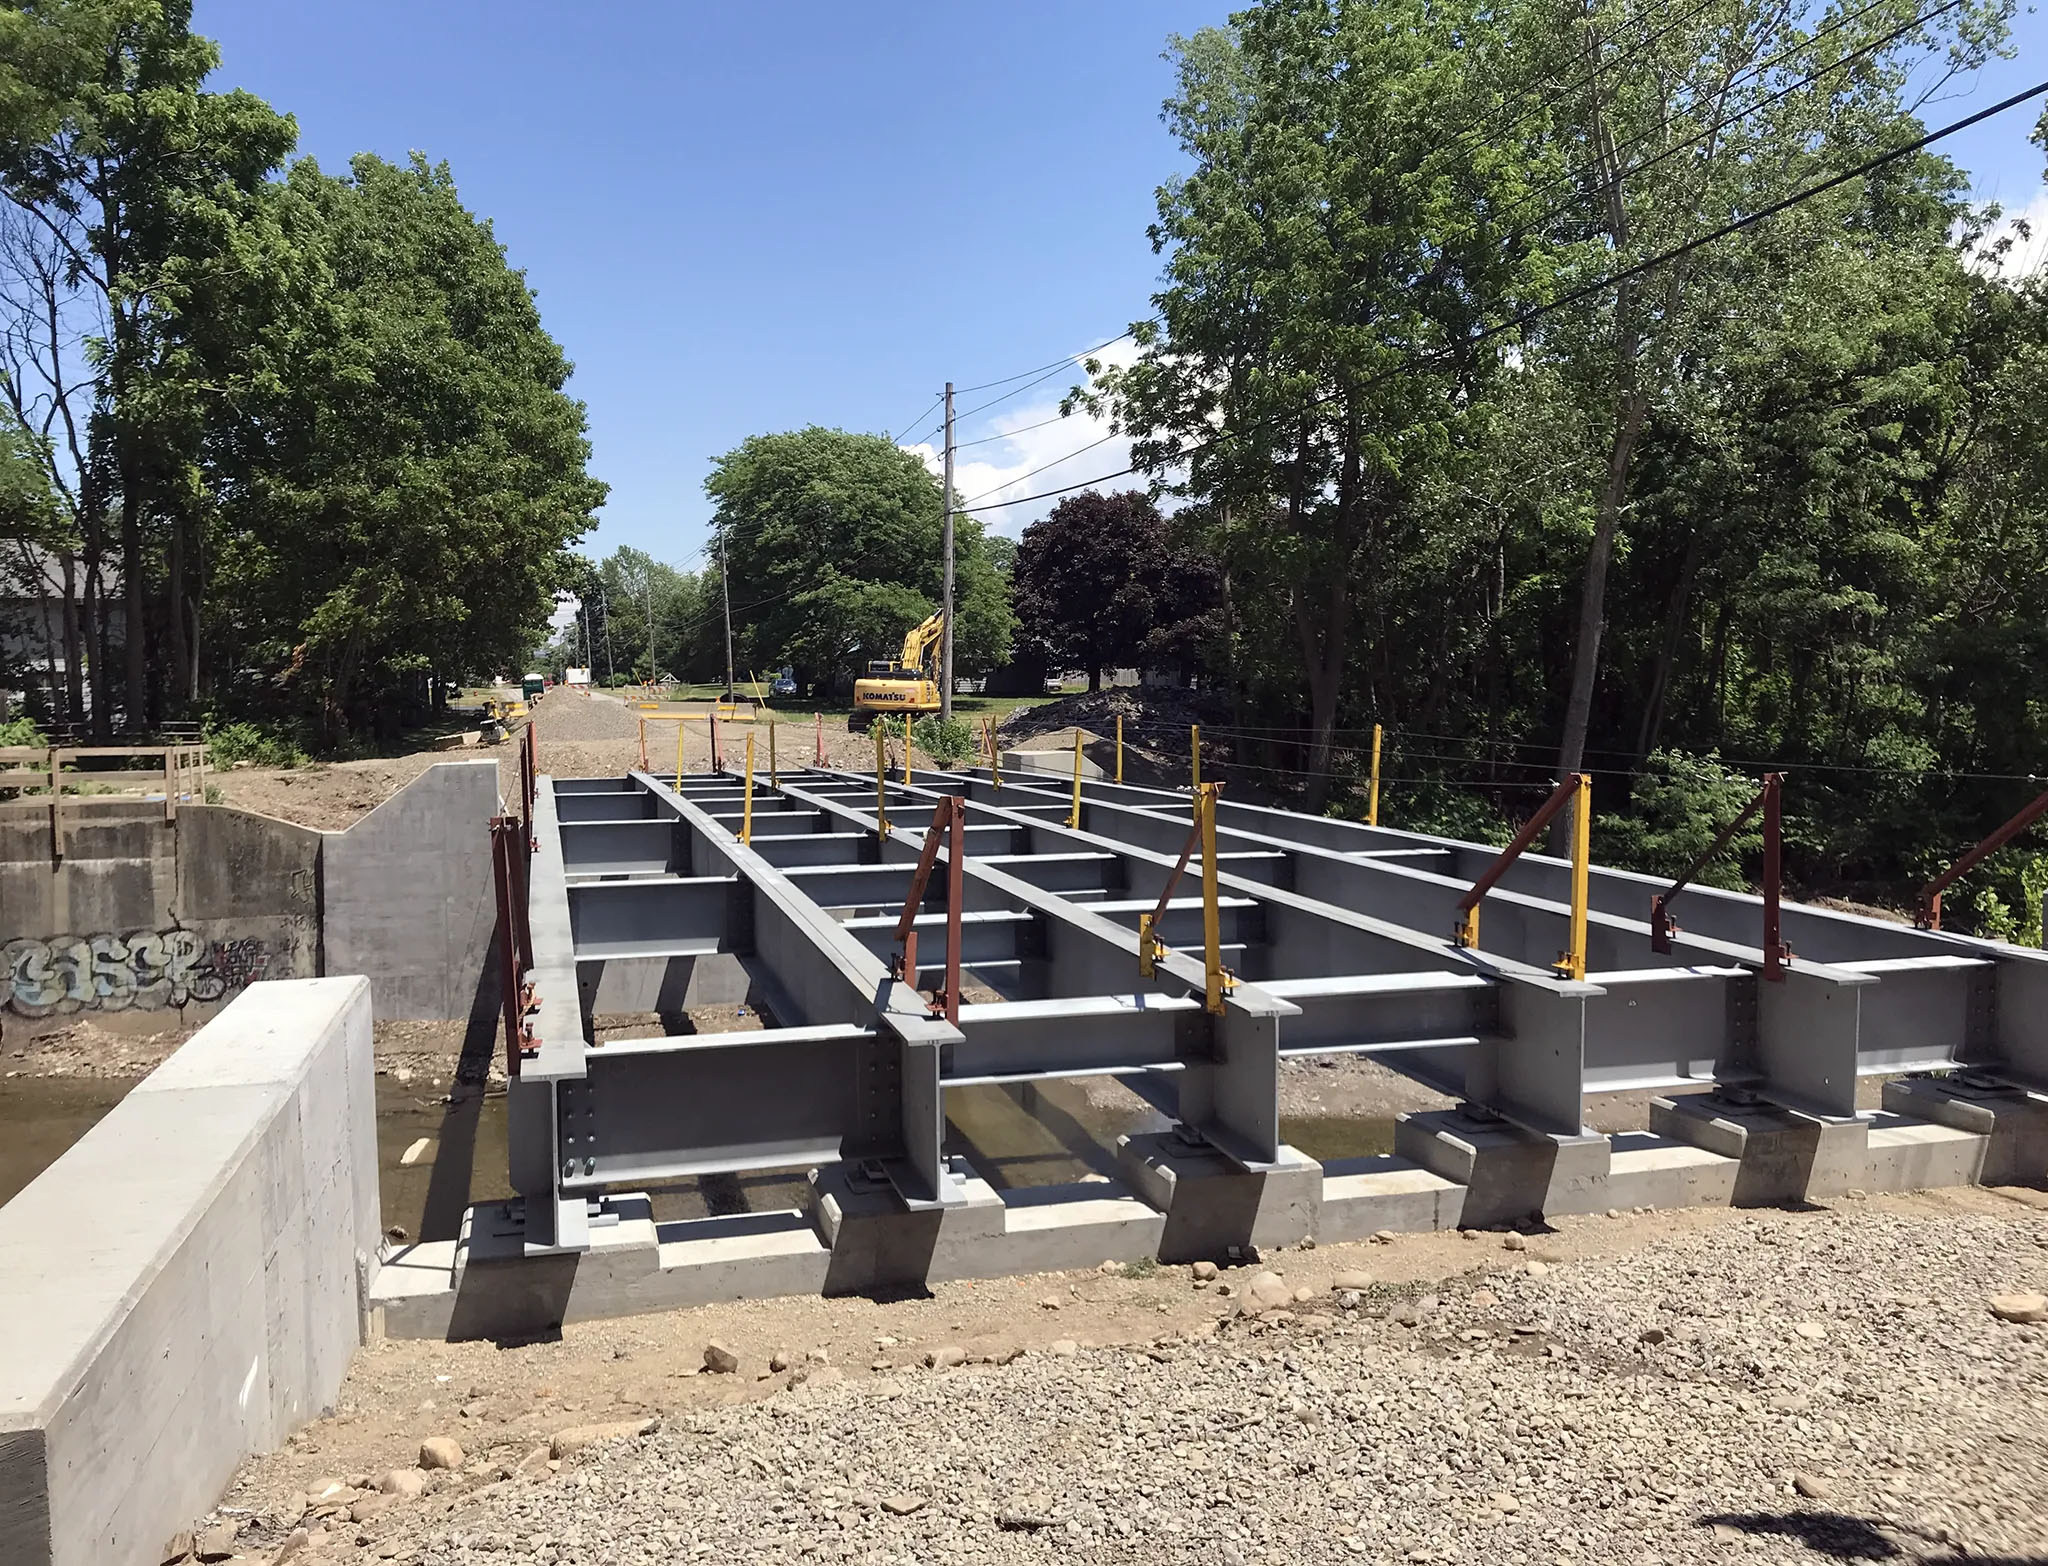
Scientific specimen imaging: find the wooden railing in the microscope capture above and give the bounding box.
[0,743,209,862]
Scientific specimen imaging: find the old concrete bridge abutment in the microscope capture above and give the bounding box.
[1,760,501,1033]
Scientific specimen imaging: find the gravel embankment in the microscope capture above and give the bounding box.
[349,1204,2046,1566]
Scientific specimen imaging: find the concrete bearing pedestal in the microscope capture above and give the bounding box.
[1117,1129,1321,1262]
[1393,1109,1610,1227]
[1649,1092,1866,1205]
[1881,1075,2048,1187]
[808,1163,1005,1295]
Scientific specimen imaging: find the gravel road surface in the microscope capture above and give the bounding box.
[209,1196,2048,1566]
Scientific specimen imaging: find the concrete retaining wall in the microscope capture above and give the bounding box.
[0,978,378,1566]
[0,803,320,1031]
[2,759,501,1031]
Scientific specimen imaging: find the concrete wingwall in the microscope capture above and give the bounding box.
[1,758,501,1031]
[0,978,379,1566]
[321,758,500,1022]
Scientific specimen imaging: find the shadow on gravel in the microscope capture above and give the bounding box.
[1702,1511,2046,1565]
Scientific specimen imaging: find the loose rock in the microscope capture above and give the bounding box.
[1793,1473,1833,1500]
[550,1417,658,1458]
[880,1492,926,1516]
[378,1468,427,1498]
[1989,1291,2047,1324]
[417,1437,463,1471]
[702,1341,740,1374]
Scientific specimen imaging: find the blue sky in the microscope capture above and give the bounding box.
[193,1,2046,571]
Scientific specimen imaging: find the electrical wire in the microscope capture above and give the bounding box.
[888,396,944,446]
[1484,0,1969,264]
[950,329,1137,395]
[957,432,1118,507]
[955,77,2048,514]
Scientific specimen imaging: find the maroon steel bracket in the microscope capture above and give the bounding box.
[1917,785,2048,931]
[1453,774,1585,950]
[489,815,540,1076]
[1649,773,1789,979]
[889,795,967,1024]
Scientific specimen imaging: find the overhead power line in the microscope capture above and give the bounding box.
[950,329,1137,395]
[958,77,2048,514]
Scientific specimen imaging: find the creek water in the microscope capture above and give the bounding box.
[0,1071,1396,1235]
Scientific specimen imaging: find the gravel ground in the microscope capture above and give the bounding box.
[199,1194,2048,1566]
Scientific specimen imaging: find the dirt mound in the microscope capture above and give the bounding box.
[997,686,1229,747]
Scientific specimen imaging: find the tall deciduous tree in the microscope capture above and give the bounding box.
[1013,489,1215,690]
[0,0,296,731]
[705,426,1014,690]
[209,153,603,740]
[1090,0,1555,804]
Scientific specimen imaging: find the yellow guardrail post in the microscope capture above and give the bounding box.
[875,724,890,839]
[1198,783,1235,1013]
[1368,723,1382,827]
[768,718,777,788]
[904,722,913,788]
[1191,724,1201,788]
[1115,714,1124,784]
[672,718,685,790]
[1068,730,1084,829]
[1558,772,1591,981]
[741,731,755,844]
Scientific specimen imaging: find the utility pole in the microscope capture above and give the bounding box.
[940,380,955,721]
[719,520,737,698]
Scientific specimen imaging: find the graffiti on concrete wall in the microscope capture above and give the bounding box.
[2,929,279,1016]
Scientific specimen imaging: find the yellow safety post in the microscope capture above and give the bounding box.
[1368,723,1382,827]
[984,718,1001,790]
[904,724,913,788]
[673,718,685,790]
[768,718,778,788]
[1115,714,1124,784]
[875,724,890,839]
[1558,773,1591,981]
[1197,784,1236,1014]
[1191,725,1201,788]
[1068,729,1084,829]
[739,732,755,843]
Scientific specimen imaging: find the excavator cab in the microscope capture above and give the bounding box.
[850,610,946,730]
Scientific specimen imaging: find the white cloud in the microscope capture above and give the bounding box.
[550,592,580,632]
[1970,190,2048,278]
[902,338,1160,535]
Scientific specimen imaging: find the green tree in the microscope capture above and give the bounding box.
[704,426,1014,690]
[1089,0,1553,803]
[0,0,297,731]
[208,153,603,740]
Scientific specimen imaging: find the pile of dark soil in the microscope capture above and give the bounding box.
[996,686,1231,747]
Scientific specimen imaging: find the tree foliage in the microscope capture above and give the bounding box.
[704,426,1014,691]
[1090,0,2043,920]
[0,1,601,742]
[1012,489,1217,689]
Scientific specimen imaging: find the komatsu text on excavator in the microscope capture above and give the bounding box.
[849,608,945,730]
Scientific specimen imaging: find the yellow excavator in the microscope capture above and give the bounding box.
[850,609,946,730]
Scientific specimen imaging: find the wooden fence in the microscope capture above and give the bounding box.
[0,744,209,862]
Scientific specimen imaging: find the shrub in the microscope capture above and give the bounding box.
[911,716,977,768]
[204,719,311,769]
[0,715,46,750]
